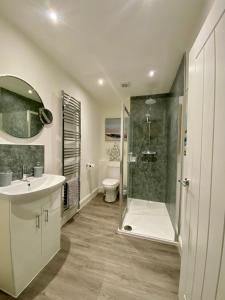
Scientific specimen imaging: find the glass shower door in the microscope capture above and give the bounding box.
[119,104,130,230]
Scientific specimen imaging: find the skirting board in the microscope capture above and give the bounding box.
[61,187,100,226]
[80,187,99,209]
[61,206,78,227]
[98,186,104,194]
[178,235,182,256]
[175,224,182,256]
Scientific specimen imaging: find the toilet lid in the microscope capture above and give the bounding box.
[102,178,119,187]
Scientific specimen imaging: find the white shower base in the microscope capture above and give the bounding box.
[121,198,175,242]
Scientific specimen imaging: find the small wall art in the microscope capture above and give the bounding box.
[105,118,127,141]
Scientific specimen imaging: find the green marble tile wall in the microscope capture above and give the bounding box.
[0,144,44,180]
[129,94,170,202]
[128,57,185,230]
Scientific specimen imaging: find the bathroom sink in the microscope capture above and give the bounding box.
[0,174,65,200]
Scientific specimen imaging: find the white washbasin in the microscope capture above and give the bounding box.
[0,174,65,200]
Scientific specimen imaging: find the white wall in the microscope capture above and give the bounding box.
[0,17,101,201]
[98,103,121,186]
[98,102,130,189]
[99,100,130,161]
[99,104,121,160]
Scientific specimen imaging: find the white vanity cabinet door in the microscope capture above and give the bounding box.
[11,199,42,295]
[42,190,61,264]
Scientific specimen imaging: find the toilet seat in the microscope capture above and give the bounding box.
[102,178,119,188]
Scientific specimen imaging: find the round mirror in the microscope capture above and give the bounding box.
[0,75,51,138]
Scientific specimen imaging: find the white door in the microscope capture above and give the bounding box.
[179,8,225,300]
[178,52,197,299]
[191,32,216,300]
[185,49,205,300]
[201,13,225,300]
[42,190,61,264]
[179,33,216,300]
[11,200,42,294]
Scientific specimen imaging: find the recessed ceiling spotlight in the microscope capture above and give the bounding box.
[48,10,58,23]
[98,78,104,86]
[28,89,33,94]
[148,70,155,77]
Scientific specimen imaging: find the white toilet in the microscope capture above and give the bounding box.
[102,161,120,203]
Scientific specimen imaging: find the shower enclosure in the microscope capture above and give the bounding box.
[119,94,182,243]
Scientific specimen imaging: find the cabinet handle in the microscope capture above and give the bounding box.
[36,215,40,228]
[44,210,49,222]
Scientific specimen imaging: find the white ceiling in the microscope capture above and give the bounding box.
[0,0,208,104]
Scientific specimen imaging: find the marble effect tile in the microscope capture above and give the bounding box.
[129,96,168,202]
[0,144,44,180]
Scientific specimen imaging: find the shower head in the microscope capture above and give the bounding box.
[145,98,156,105]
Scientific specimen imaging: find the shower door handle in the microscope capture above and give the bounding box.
[178,178,190,187]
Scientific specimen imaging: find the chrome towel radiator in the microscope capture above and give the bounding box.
[62,91,81,213]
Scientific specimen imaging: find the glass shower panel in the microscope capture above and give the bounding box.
[129,97,168,202]
[119,95,179,243]
[119,104,129,230]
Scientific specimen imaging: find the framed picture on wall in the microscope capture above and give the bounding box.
[105,118,127,141]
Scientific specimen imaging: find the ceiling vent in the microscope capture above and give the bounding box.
[121,82,131,88]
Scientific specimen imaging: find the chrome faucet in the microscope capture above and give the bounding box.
[21,165,32,181]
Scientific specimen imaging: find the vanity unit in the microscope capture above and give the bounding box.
[0,174,65,298]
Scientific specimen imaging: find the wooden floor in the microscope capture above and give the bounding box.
[0,194,180,300]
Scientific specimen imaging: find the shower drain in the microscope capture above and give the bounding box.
[124,225,132,231]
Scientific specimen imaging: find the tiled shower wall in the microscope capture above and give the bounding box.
[128,58,184,230]
[128,94,170,202]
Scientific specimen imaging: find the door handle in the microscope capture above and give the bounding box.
[178,178,190,187]
[36,215,40,228]
[44,210,49,222]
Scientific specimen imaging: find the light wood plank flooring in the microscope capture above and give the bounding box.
[0,194,180,300]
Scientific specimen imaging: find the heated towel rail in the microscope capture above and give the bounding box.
[62,91,81,216]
